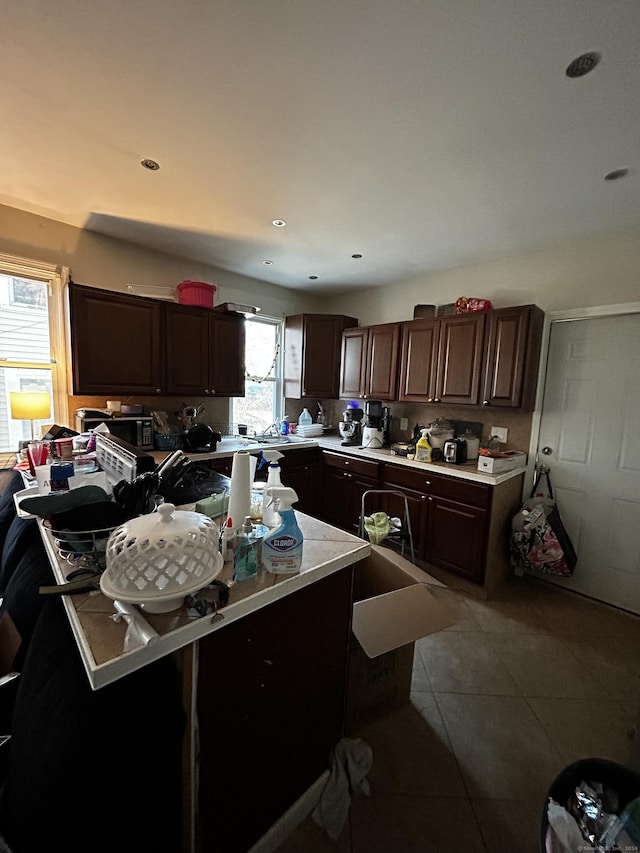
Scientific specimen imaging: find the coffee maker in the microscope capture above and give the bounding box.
[361,401,391,449]
[339,405,363,446]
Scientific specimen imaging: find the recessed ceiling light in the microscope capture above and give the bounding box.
[309,275,318,280]
[272,219,287,227]
[140,158,160,171]
[351,253,362,259]
[262,260,273,265]
[565,52,601,78]
[604,168,630,182]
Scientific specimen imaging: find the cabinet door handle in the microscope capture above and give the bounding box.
[482,400,489,406]
[344,460,350,465]
[155,388,161,394]
[425,480,431,487]
[427,397,434,403]
[434,398,440,403]
[344,472,352,478]
[428,496,433,501]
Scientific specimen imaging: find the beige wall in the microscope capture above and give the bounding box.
[326,225,640,325]
[0,203,321,319]
[0,203,324,430]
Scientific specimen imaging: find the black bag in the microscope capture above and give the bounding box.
[510,468,577,577]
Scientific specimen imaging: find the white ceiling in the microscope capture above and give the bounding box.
[2,1,639,295]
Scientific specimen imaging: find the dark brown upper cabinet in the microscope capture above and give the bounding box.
[481,305,544,410]
[284,314,358,399]
[69,282,164,395]
[164,303,245,397]
[398,313,486,406]
[339,323,401,401]
[69,282,245,398]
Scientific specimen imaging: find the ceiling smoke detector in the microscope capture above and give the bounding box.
[565,52,601,78]
[140,158,160,171]
[272,219,287,227]
[262,260,273,265]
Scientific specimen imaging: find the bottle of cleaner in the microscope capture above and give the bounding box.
[280,416,290,436]
[262,449,284,527]
[415,428,433,463]
[234,516,258,581]
[262,487,303,574]
[298,407,312,427]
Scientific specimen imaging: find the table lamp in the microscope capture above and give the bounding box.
[10,391,51,441]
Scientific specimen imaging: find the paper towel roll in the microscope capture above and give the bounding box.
[228,451,252,531]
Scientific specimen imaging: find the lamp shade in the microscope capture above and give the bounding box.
[10,391,51,421]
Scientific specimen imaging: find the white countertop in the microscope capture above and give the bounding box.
[39,511,369,690]
[159,433,526,487]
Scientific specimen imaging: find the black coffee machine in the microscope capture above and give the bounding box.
[362,401,391,448]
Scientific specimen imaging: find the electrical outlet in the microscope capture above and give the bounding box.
[491,427,508,443]
[400,417,408,431]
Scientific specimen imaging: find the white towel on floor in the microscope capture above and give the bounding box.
[311,737,373,840]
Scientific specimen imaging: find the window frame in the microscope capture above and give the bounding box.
[0,252,70,431]
[229,314,283,434]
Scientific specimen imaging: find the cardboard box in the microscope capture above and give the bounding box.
[346,545,455,733]
[477,451,527,474]
[413,304,436,319]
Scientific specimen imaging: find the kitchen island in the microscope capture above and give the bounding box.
[35,502,369,853]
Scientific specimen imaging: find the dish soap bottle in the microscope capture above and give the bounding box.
[415,428,433,463]
[262,449,284,527]
[298,407,312,427]
[280,415,290,436]
[262,487,303,574]
[234,516,258,581]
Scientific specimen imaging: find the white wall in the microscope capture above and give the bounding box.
[325,225,640,324]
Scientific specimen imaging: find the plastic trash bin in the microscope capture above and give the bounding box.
[539,757,640,852]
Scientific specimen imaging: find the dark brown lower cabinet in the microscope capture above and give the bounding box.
[381,463,490,583]
[279,448,320,517]
[320,451,380,534]
[424,495,487,583]
[196,567,353,853]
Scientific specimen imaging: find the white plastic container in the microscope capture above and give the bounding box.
[298,407,313,427]
[101,504,222,612]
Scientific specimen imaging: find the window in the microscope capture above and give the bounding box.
[230,316,282,435]
[0,254,69,453]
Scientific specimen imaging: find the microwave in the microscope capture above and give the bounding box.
[75,414,154,450]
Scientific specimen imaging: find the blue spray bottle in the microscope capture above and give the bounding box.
[262,487,303,574]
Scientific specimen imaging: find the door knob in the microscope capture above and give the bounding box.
[541,446,553,455]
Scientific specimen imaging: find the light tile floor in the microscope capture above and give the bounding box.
[277,576,640,853]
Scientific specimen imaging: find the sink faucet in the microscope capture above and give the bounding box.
[262,422,281,437]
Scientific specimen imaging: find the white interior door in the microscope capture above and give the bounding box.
[536,313,640,611]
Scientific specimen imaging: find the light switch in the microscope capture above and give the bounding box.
[400,417,408,431]
[491,427,508,443]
